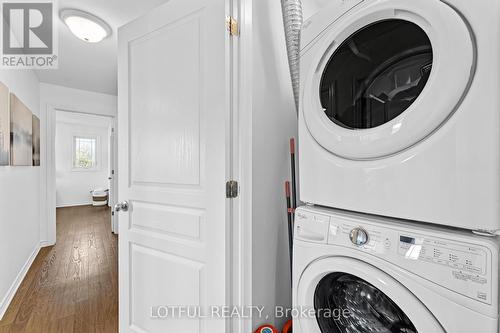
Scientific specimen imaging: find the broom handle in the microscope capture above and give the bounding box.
[290,138,297,211]
[285,181,293,282]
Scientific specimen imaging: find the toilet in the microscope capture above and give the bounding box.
[91,188,108,206]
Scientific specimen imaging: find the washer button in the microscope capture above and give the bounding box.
[384,238,391,248]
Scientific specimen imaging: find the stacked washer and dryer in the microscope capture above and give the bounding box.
[292,0,500,332]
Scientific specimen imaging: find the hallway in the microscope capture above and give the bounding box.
[0,206,118,333]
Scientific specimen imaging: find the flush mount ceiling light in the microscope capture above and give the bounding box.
[60,9,112,43]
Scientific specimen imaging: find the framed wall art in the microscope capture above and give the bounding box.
[32,114,40,166]
[0,82,9,166]
[10,94,33,166]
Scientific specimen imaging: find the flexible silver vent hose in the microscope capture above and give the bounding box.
[281,0,303,115]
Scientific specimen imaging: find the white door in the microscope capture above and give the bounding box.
[117,0,230,331]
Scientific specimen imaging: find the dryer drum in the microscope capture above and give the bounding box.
[314,272,417,333]
[319,19,433,130]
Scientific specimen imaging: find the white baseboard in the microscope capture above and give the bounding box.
[39,240,55,247]
[56,201,92,208]
[0,243,41,320]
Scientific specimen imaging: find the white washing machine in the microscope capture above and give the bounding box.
[293,206,500,333]
[298,0,500,232]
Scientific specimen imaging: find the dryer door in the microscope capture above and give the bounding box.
[302,0,474,159]
[296,257,445,333]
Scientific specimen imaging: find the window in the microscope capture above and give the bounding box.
[320,19,433,129]
[73,136,97,169]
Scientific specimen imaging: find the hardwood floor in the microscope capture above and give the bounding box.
[0,205,118,333]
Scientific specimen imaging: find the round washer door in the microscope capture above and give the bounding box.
[296,257,445,333]
[302,0,474,160]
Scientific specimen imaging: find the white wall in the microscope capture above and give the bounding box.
[0,68,41,319]
[55,111,112,207]
[40,83,117,245]
[40,83,117,117]
[252,0,298,329]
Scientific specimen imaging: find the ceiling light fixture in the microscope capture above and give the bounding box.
[60,9,112,43]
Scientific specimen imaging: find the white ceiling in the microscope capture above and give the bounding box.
[36,0,170,95]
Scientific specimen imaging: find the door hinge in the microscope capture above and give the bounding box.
[226,16,239,36]
[226,180,239,198]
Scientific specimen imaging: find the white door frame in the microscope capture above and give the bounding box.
[108,126,118,234]
[43,104,117,246]
[229,0,253,332]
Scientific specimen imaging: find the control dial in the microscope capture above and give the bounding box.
[350,227,369,246]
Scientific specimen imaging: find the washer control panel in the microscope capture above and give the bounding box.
[398,235,487,276]
[308,210,497,305]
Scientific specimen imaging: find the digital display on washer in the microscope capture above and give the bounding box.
[400,236,416,244]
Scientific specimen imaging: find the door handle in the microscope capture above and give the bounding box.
[115,201,129,212]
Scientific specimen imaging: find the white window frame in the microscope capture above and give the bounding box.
[72,135,100,171]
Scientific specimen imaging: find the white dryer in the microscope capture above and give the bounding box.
[292,206,500,333]
[298,0,500,232]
